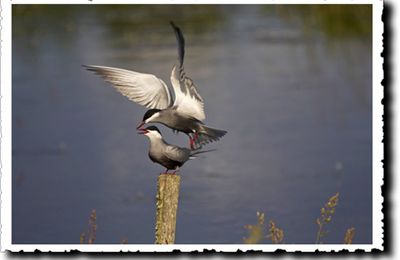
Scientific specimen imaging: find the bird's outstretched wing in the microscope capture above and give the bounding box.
[170,22,206,121]
[170,66,205,121]
[170,21,185,68]
[83,65,172,110]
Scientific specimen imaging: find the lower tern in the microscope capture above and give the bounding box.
[84,22,226,149]
[138,126,214,174]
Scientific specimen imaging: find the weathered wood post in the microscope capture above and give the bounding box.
[155,174,181,244]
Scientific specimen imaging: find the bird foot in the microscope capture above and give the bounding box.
[161,169,170,175]
[189,138,203,150]
[191,142,202,150]
[161,170,179,175]
[189,138,196,150]
[189,133,202,150]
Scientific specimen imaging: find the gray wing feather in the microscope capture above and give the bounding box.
[165,145,190,163]
[84,65,172,109]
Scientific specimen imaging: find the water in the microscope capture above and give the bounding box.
[12,5,372,244]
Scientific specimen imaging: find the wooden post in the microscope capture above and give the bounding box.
[155,174,181,244]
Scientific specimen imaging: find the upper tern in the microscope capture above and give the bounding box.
[84,22,227,149]
[138,126,214,174]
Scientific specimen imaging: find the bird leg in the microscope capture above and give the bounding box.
[171,167,180,175]
[191,132,202,150]
[193,132,199,144]
[189,136,195,150]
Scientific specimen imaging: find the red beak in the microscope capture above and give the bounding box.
[137,128,148,135]
[136,121,145,130]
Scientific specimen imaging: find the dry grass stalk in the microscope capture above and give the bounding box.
[80,209,97,244]
[243,212,265,244]
[316,192,339,244]
[79,233,85,244]
[88,209,97,244]
[344,227,356,244]
[266,220,284,244]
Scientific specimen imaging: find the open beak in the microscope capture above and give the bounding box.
[137,128,148,135]
[136,121,145,130]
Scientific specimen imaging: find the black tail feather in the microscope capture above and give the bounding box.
[190,149,217,159]
[196,125,227,146]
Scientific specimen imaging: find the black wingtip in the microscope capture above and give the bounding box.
[82,65,98,72]
[170,21,185,68]
[82,64,91,72]
[82,64,92,71]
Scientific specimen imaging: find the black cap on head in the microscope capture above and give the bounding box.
[143,109,161,122]
[145,126,161,134]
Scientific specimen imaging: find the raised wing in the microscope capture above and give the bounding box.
[170,66,205,121]
[170,22,206,121]
[83,65,172,109]
[170,21,185,67]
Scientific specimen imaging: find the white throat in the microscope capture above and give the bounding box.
[146,131,162,141]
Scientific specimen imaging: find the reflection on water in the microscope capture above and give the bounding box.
[12,5,372,244]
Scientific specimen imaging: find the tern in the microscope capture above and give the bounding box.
[138,126,214,174]
[84,22,227,149]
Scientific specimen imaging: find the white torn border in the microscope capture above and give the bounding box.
[1,0,384,252]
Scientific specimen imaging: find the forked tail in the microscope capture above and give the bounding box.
[189,149,217,159]
[195,125,227,146]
